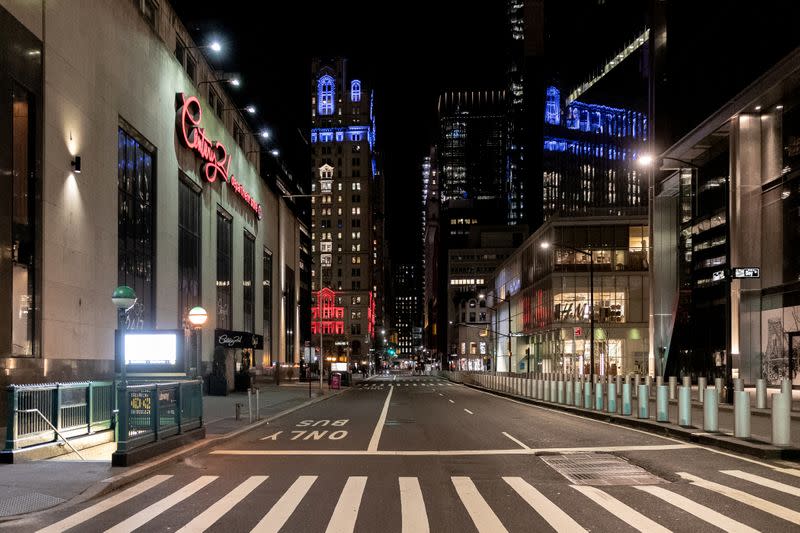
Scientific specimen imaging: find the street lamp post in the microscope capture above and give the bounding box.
[112,285,137,385]
[540,242,594,381]
[187,306,208,379]
[479,292,512,374]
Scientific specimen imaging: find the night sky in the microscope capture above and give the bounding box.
[172,1,646,260]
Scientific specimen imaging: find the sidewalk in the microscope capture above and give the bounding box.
[0,376,361,519]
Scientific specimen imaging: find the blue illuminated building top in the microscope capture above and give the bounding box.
[545,86,561,125]
[318,74,335,116]
[351,80,361,102]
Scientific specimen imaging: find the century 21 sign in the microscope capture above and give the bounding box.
[176,93,263,219]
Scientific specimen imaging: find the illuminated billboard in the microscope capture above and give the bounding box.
[117,330,184,374]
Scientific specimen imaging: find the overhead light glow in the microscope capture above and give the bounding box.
[210,41,222,52]
[755,105,762,111]
[270,149,279,156]
[637,154,654,167]
[260,130,270,139]
[245,105,256,114]
[229,78,241,87]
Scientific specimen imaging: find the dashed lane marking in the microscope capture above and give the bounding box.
[464,409,474,415]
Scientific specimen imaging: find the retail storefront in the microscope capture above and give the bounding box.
[0,0,302,401]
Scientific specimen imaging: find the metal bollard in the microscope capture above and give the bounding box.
[634,374,641,397]
[682,376,690,389]
[637,385,649,418]
[656,375,664,389]
[646,376,653,397]
[772,392,791,446]
[557,379,565,404]
[608,382,617,413]
[733,378,744,392]
[574,379,582,407]
[544,379,551,402]
[595,381,604,411]
[756,379,767,409]
[657,385,669,422]
[678,386,692,427]
[781,377,792,397]
[668,376,677,400]
[584,381,592,410]
[624,373,631,385]
[734,390,751,439]
[566,379,574,406]
[615,375,622,403]
[704,387,719,432]
[714,377,723,398]
[247,389,253,424]
[698,377,707,403]
[537,379,544,400]
[622,383,632,415]
[235,402,242,421]
[256,388,260,421]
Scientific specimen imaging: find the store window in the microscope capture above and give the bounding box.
[216,212,232,330]
[118,126,155,329]
[178,178,201,326]
[263,248,273,363]
[243,232,255,333]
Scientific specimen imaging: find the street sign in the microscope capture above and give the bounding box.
[731,267,760,279]
[574,327,582,337]
[712,270,726,282]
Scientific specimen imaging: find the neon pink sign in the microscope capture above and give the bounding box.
[176,93,263,219]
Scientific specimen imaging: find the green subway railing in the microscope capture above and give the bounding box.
[115,380,203,453]
[4,381,114,452]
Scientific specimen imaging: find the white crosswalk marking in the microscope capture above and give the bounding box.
[325,477,367,533]
[176,476,268,533]
[504,477,586,533]
[452,477,508,533]
[721,469,800,497]
[36,475,173,533]
[251,476,317,533]
[571,485,670,533]
[678,472,800,525]
[399,477,429,533]
[635,485,758,533]
[105,476,217,533]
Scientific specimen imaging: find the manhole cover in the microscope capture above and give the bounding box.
[541,453,666,486]
[0,492,65,517]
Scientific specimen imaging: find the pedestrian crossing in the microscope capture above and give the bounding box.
[34,467,800,532]
[359,379,453,390]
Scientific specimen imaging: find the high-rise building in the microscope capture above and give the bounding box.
[309,58,383,366]
[392,264,420,357]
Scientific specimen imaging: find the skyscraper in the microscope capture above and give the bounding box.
[310,58,383,366]
[392,264,420,357]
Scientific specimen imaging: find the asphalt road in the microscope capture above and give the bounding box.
[6,372,800,532]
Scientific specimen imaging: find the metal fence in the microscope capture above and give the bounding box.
[116,380,203,453]
[4,381,114,451]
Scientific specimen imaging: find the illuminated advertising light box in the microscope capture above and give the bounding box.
[117,330,184,375]
[331,362,349,372]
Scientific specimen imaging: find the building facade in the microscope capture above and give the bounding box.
[0,0,305,410]
[392,264,419,357]
[492,217,649,375]
[309,58,382,366]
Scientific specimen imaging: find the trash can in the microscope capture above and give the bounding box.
[331,372,342,390]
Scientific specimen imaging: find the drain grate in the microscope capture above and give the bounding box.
[541,453,666,486]
[0,492,65,517]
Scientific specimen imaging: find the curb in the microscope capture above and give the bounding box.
[0,386,350,523]
[461,382,800,461]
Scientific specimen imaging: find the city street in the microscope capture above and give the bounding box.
[6,373,800,532]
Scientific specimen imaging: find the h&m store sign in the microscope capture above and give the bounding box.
[176,93,263,219]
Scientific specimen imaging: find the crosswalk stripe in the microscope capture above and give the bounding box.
[399,477,429,533]
[571,485,670,533]
[325,477,367,533]
[721,469,800,497]
[251,476,317,533]
[105,476,217,533]
[678,472,800,524]
[36,475,173,533]
[635,485,758,533]
[451,477,508,533]
[504,477,586,533]
[176,476,268,533]
[774,467,800,478]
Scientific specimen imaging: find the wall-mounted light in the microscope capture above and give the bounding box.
[71,156,81,174]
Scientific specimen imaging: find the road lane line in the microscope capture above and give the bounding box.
[105,476,217,533]
[325,476,367,533]
[504,477,586,533]
[251,476,317,533]
[177,476,268,533]
[210,444,696,456]
[438,393,443,396]
[464,409,474,415]
[502,432,530,449]
[571,485,670,533]
[448,399,455,404]
[721,470,800,497]
[367,385,393,451]
[678,472,800,524]
[399,477,429,533]
[36,475,173,533]
[635,485,758,533]
[451,477,508,533]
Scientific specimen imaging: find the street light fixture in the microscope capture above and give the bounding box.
[187,306,208,379]
[112,285,137,385]
[540,240,595,381]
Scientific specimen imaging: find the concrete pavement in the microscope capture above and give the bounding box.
[6,373,800,532]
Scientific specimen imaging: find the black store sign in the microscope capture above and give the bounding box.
[215,329,264,350]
